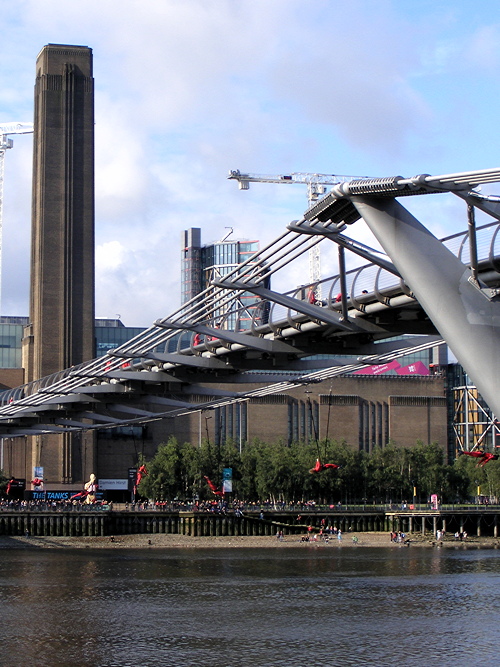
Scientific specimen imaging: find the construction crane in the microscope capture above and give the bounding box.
[228,169,370,298]
[0,122,34,316]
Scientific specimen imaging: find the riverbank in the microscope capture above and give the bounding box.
[2,532,500,549]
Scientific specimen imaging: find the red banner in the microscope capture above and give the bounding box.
[354,359,429,376]
[354,360,401,375]
[396,361,429,376]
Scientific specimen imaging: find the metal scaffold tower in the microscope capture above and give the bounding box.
[0,122,33,315]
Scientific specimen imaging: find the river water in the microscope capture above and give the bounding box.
[0,544,499,667]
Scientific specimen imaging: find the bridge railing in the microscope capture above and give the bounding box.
[260,219,500,328]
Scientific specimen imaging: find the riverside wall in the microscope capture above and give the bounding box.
[0,509,499,538]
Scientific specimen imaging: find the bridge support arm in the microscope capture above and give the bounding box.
[211,280,369,332]
[156,320,298,354]
[352,195,500,417]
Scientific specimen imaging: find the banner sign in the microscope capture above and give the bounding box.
[26,490,103,501]
[354,360,429,376]
[98,479,128,490]
[354,360,401,375]
[395,361,430,376]
[128,468,137,492]
[223,467,233,493]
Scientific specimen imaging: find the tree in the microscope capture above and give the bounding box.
[136,435,473,505]
[0,469,7,497]
[452,453,500,501]
[366,442,411,503]
[138,437,182,500]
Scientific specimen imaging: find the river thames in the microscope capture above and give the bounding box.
[0,544,499,666]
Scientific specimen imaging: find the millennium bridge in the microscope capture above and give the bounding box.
[1,168,500,441]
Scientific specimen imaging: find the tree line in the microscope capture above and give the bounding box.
[135,437,500,504]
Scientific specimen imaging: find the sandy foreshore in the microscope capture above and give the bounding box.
[1,532,500,549]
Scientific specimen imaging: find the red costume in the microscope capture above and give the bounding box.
[309,458,340,474]
[204,475,224,496]
[460,451,499,467]
[134,465,148,494]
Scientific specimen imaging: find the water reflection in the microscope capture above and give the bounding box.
[0,547,499,667]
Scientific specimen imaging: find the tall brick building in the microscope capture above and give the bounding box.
[20,44,96,486]
[24,44,95,380]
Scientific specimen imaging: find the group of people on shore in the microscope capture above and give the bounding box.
[390,530,411,546]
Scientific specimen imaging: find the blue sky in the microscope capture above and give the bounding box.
[1,0,500,326]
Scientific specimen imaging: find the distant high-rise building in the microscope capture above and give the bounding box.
[181,228,267,330]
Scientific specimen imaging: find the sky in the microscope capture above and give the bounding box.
[1,0,500,327]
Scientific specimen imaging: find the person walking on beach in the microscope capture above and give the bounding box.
[337,529,342,542]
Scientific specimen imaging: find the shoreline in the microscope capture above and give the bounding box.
[2,532,500,550]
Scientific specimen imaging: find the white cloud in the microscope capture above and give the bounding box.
[96,241,126,272]
[1,0,500,329]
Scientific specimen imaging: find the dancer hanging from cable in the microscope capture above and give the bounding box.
[204,475,225,496]
[308,436,340,474]
[459,450,499,467]
[309,458,340,474]
[134,465,148,495]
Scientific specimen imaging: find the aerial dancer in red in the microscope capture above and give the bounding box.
[309,458,340,474]
[204,475,224,496]
[459,450,499,467]
[70,490,87,501]
[134,465,148,495]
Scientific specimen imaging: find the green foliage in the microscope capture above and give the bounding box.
[138,436,183,500]
[0,469,7,496]
[453,453,500,500]
[134,436,495,504]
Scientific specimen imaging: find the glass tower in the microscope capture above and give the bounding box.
[181,228,267,331]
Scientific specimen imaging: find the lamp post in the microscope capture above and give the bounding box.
[205,415,212,445]
[475,479,481,504]
[305,391,318,443]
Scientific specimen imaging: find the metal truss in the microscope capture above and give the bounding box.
[452,384,500,452]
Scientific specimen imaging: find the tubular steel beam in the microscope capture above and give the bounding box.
[351,195,500,417]
[211,280,380,332]
[109,350,230,369]
[157,320,298,354]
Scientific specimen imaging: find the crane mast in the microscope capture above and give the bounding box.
[228,169,369,297]
[0,123,34,316]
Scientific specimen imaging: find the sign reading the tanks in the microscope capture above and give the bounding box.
[25,490,104,501]
[30,490,80,500]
